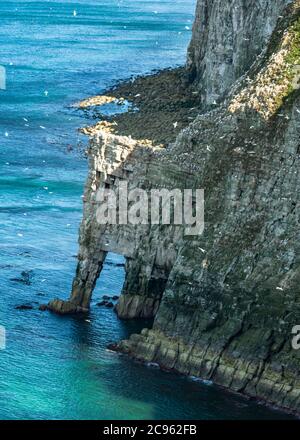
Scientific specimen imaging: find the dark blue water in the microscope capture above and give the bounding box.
[0,0,293,420]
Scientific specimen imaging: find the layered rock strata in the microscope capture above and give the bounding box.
[48,1,300,413]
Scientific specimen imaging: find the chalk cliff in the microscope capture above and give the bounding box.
[49,1,300,413]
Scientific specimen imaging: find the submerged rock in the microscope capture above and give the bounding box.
[96,301,108,307]
[38,304,48,311]
[10,270,33,286]
[105,302,114,308]
[15,304,33,310]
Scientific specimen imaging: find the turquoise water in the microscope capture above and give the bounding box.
[0,0,293,420]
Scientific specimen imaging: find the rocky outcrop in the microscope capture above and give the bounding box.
[49,131,190,319]
[49,0,300,413]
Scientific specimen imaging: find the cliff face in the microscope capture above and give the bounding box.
[116,4,300,413]
[49,1,300,413]
[187,0,293,105]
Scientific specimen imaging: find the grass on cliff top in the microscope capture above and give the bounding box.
[228,7,300,119]
[286,15,300,88]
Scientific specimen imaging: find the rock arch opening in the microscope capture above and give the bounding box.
[92,252,126,308]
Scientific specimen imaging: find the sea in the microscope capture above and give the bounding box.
[0,0,293,419]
